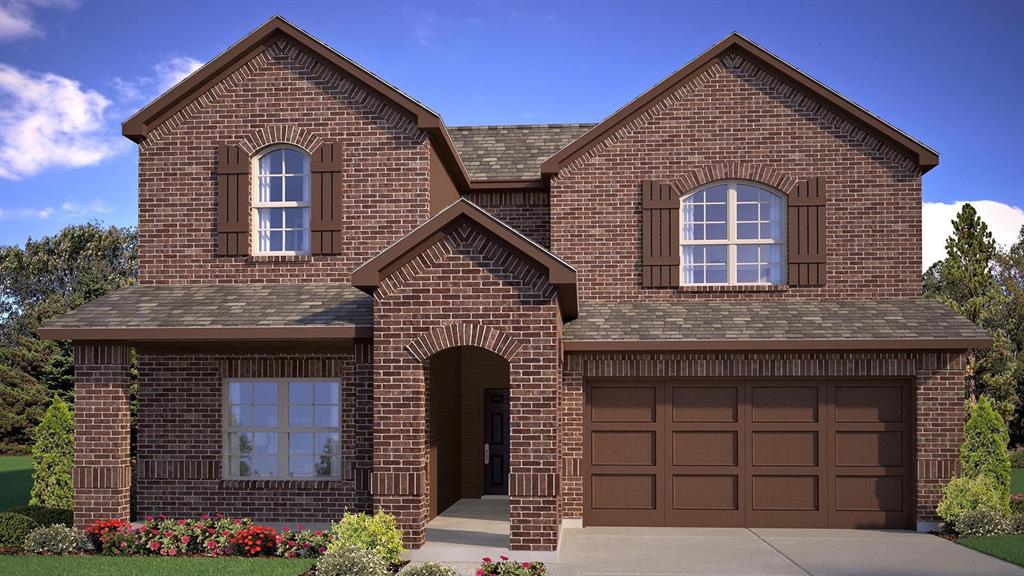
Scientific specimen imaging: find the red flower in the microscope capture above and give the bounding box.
[500,556,509,561]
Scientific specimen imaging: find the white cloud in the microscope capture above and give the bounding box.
[0,206,53,220]
[0,63,125,179]
[922,200,1024,270]
[60,199,110,218]
[114,56,202,103]
[0,198,110,221]
[0,0,79,42]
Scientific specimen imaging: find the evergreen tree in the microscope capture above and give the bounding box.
[29,396,75,509]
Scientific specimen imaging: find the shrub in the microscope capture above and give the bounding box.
[85,519,131,550]
[938,475,1011,531]
[956,508,1009,537]
[326,512,404,565]
[316,545,389,576]
[1009,447,1024,469]
[137,517,200,556]
[29,396,74,509]
[275,527,330,558]
[1010,512,1024,534]
[400,562,456,576]
[7,505,73,528]
[231,525,277,557]
[99,527,143,556]
[22,524,84,554]
[962,396,1012,498]
[0,512,40,550]
[175,514,252,556]
[1012,494,1024,514]
[478,556,547,575]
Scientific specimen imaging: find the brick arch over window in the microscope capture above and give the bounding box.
[672,162,796,196]
[406,323,524,363]
[236,125,321,156]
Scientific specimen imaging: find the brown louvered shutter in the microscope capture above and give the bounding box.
[641,180,681,287]
[310,143,344,255]
[217,144,250,256]
[787,176,828,286]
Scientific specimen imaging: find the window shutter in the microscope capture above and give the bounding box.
[217,144,250,256]
[310,143,344,255]
[787,176,827,286]
[641,180,680,287]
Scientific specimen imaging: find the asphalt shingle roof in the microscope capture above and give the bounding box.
[562,299,990,342]
[42,284,372,330]
[448,124,595,181]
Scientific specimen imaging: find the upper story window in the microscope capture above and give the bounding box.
[254,146,310,255]
[680,181,786,285]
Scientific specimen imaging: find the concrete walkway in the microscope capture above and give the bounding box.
[554,527,1024,576]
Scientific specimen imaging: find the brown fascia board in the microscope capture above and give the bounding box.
[562,337,993,352]
[541,33,939,177]
[468,179,548,191]
[121,15,473,191]
[37,325,373,342]
[351,198,578,319]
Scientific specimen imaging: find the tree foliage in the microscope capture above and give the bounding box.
[0,223,137,454]
[962,396,1012,498]
[30,396,75,509]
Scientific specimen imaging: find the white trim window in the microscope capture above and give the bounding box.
[224,380,340,479]
[253,146,311,255]
[680,181,786,285]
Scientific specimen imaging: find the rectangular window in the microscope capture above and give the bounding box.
[253,147,311,255]
[224,380,340,479]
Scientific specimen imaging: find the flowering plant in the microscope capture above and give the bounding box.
[194,514,253,556]
[97,526,143,556]
[84,519,132,550]
[477,555,546,575]
[275,526,330,558]
[231,524,277,557]
[136,516,198,557]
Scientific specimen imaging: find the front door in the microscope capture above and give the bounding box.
[483,388,510,495]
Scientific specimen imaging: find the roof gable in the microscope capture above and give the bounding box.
[122,15,472,189]
[352,198,578,319]
[541,33,938,176]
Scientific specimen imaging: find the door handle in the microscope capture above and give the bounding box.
[484,443,490,464]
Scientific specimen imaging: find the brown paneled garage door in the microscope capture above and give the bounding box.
[583,379,912,528]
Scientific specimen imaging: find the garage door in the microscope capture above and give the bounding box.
[583,379,912,528]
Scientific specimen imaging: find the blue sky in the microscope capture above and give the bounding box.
[0,0,1021,267]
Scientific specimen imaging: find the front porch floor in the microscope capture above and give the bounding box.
[404,498,557,564]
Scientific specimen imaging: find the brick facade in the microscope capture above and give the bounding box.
[463,190,551,248]
[549,50,923,301]
[133,348,374,522]
[371,221,561,549]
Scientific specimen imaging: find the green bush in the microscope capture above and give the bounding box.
[962,396,1012,498]
[956,508,1009,537]
[1009,447,1024,469]
[316,545,390,576]
[7,505,73,528]
[22,524,84,554]
[0,512,40,550]
[938,475,1010,531]
[326,512,404,565]
[30,396,74,509]
[400,562,456,576]
[1010,512,1024,534]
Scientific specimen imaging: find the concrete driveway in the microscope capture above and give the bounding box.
[554,527,1024,576]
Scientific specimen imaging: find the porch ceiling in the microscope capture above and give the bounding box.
[37,283,372,341]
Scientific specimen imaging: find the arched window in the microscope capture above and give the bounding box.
[253,145,311,255]
[680,181,786,285]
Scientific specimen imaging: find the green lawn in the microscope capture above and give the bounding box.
[0,455,33,511]
[1013,468,1024,495]
[959,534,1024,567]
[0,556,314,576]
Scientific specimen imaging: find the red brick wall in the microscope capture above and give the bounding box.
[463,190,551,248]
[549,50,923,301]
[560,351,965,526]
[372,220,561,550]
[134,347,373,522]
[73,344,132,528]
[136,38,430,285]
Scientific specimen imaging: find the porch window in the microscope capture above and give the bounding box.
[253,146,311,255]
[224,380,340,479]
[680,181,786,285]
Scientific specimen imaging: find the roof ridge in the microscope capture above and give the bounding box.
[448,123,597,131]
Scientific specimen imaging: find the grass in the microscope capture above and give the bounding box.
[0,455,33,511]
[1012,468,1024,495]
[0,556,314,576]
[959,534,1024,567]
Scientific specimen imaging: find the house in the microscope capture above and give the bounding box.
[40,16,991,552]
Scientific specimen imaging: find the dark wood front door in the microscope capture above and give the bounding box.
[483,388,510,495]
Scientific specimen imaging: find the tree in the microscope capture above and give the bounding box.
[996,225,1024,444]
[962,396,1012,498]
[29,396,75,509]
[0,223,137,453]
[925,204,1019,418]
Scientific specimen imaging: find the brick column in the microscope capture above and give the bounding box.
[73,343,132,528]
[915,351,967,527]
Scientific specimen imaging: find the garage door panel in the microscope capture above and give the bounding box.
[673,431,737,466]
[751,475,820,510]
[591,431,657,466]
[835,431,903,467]
[672,475,739,510]
[673,386,739,422]
[591,474,657,509]
[590,385,658,422]
[751,386,819,422]
[752,431,818,467]
[835,385,902,423]
[834,475,904,512]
